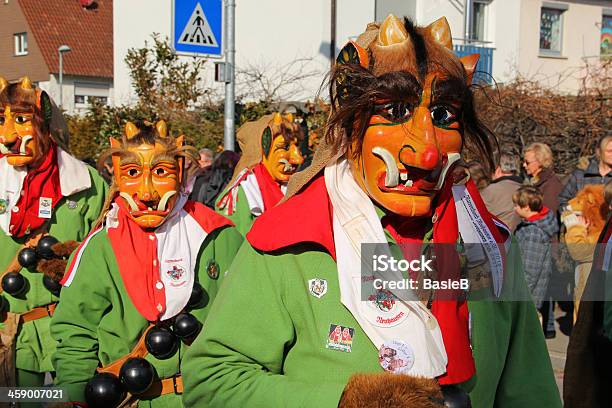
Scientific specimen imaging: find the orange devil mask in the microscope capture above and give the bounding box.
[0,77,54,168]
[261,112,305,183]
[107,121,194,229]
[331,15,486,217]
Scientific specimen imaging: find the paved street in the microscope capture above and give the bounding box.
[546,309,572,399]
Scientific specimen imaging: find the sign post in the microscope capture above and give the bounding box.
[223,0,236,151]
[173,0,235,150]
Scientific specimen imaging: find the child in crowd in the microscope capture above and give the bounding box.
[513,186,560,314]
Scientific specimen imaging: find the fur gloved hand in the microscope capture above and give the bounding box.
[36,240,79,281]
[338,373,444,408]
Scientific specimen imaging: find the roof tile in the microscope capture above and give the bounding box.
[19,0,113,78]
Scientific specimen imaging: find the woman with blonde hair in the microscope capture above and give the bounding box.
[523,142,563,338]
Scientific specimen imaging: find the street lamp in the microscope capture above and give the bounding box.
[58,45,71,109]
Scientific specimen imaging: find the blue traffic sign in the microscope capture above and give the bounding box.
[172,0,223,57]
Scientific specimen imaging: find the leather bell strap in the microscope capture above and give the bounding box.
[20,302,57,323]
[139,375,183,397]
[0,229,46,295]
[97,324,154,377]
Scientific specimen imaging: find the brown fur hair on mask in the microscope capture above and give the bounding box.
[0,77,53,166]
[262,113,305,158]
[325,16,497,173]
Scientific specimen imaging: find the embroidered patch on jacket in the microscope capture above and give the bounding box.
[0,198,7,214]
[207,259,220,280]
[67,200,78,209]
[326,324,354,353]
[166,265,185,281]
[308,278,327,298]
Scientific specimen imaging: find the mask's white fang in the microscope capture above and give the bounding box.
[158,190,177,212]
[372,147,399,188]
[20,135,33,155]
[434,153,461,190]
[119,192,140,212]
[0,144,8,154]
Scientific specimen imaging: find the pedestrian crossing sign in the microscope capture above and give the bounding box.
[173,0,223,57]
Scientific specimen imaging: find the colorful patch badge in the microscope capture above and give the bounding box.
[0,198,7,214]
[38,197,52,219]
[207,259,220,280]
[378,340,415,374]
[365,289,408,328]
[166,265,185,281]
[308,278,327,298]
[326,324,354,353]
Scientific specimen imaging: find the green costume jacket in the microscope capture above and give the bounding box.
[0,166,107,373]
[215,185,255,236]
[183,177,561,408]
[50,204,243,407]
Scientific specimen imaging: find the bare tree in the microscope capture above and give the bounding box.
[235,57,323,104]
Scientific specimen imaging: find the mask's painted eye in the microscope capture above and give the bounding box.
[430,106,457,127]
[127,168,140,177]
[0,116,4,125]
[376,102,412,123]
[15,115,30,125]
[154,167,167,176]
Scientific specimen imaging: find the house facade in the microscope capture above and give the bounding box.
[0,0,113,114]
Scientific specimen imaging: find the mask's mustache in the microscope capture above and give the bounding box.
[279,158,296,173]
[372,147,461,190]
[119,190,177,213]
[0,134,33,155]
[372,147,399,188]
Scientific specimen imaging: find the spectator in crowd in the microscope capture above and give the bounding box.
[198,148,214,169]
[563,180,612,408]
[466,160,490,190]
[523,142,563,213]
[481,151,523,231]
[513,186,559,323]
[559,135,612,210]
[524,142,563,338]
[190,150,241,209]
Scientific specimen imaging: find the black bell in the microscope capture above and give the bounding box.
[441,384,471,408]
[119,357,155,394]
[17,247,38,269]
[36,235,59,260]
[85,373,126,408]
[42,275,62,297]
[145,326,179,360]
[2,272,26,296]
[173,312,201,340]
[187,282,204,309]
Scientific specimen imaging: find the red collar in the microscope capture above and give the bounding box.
[526,207,549,222]
[247,174,508,260]
[252,163,284,210]
[247,174,336,259]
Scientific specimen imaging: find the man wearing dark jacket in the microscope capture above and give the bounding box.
[481,151,523,231]
[560,136,612,211]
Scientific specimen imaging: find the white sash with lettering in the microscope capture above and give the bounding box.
[451,185,504,296]
[325,158,447,378]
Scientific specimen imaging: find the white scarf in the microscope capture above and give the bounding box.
[325,158,447,378]
[0,148,90,236]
